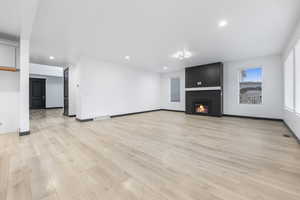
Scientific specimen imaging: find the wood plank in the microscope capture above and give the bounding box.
[1,109,300,200]
[0,66,17,72]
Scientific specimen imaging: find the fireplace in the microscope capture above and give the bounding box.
[195,102,210,114]
[186,91,222,116]
[185,62,223,117]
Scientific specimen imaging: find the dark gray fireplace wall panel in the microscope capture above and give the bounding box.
[185,90,222,116]
[185,62,223,116]
[185,62,223,88]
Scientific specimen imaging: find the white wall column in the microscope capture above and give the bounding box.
[19,39,30,135]
[19,0,40,136]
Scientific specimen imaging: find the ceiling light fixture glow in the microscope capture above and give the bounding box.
[163,66,168,70]
[172,49,192,60]
[125,56,130,60]
[49,56,55,60]
[218,20,228,27]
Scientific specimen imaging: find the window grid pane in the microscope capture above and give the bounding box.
[170,78,180,102]
[239,68,262,104]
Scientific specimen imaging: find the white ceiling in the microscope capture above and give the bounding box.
[0,0,20,39]
[2,0,300,71]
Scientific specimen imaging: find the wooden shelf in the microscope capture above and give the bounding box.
[0,66,17,72]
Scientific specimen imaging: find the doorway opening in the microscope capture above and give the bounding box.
[30,78,46,109]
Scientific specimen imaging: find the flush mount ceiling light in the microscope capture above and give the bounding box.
[172,49,192,60]
[124,56,130,61]
[49,56,55,60]
[218,20,228,27]
[163,66,168,70]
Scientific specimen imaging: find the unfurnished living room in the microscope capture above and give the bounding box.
[1,0,300,200]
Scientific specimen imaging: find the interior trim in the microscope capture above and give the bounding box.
[283,121,300,144]
[0,39,19,47]
[76,118,93,122]
[46,107,63,109]
[223,114,283,121]
[160,109,185,113]
[19,131,30,136]
[185,87,221,91]
[111,109,161,118]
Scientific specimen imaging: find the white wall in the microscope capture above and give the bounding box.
[30,63,63,77]
[224,55,283,119]
[0,44,16,67]
[46,77,63,108]
[282,20,300,139]
[19,39,30,133]
[160,70,185,111]
[0,71,19,134]
[75,57,161,120]
[68,64,79,116]
[30,75,64,108]
[0,40,19,69]
[0,40,20,134]
[160,55,283,119]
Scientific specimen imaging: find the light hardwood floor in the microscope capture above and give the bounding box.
[1,109,300,200]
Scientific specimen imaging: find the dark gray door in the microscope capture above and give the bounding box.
[30,78,46,109]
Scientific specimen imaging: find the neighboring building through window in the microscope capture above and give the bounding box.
[239,68,262,104]
[170,77,180,102]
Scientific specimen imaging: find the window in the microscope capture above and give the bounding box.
[295,42,300,114]
[170,78,180,102]
[284,50,294,111]
[239,68,262,104]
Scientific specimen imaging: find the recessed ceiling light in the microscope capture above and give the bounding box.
[49,56,55,60]
[218,20,228,27]
[125,56,130,60]
[163,66,168,70]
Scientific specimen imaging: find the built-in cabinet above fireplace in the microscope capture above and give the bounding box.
[185,62,223,88]
[185,62,223,116]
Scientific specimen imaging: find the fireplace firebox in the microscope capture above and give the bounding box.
[194,102,210,114]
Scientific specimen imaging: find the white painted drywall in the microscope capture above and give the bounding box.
[0,43,16,67]
[160,55,283,119]
[68,64,78,116]
[30,75,64,108]
[0,39,19,134]
[282,20,300,139]
[19,39,30,133]
[46,76,63,108]
[223,55,283,119]
[160,70,185,111]
[0,71,19,134]
[30,63,63,77]
[75,57,161,120]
